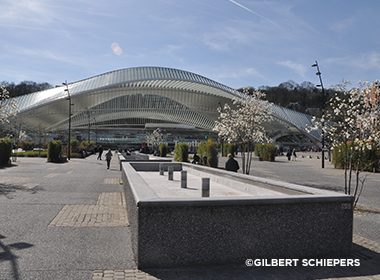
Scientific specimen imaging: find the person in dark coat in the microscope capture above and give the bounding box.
[105,149,113,169]
[286,149,291,161]
[225,154,239,172]
[192,153,200,164]
[97,145,103,160]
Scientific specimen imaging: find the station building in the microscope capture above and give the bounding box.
[4,67,321,149]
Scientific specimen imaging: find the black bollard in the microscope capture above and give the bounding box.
[202,178,210,197]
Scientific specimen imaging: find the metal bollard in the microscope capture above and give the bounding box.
[168,166,173,180]
[202,178,210,197]
[159,163,164,175]
[181,171,187,188]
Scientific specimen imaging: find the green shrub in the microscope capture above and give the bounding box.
[0,138,13,165]
[70,139,80,152]
[13,151,48,157]
[197,141,207,164]
[332,141,380,172]
[47,140,62,163]
[207,142,219,167]
[254,143,276,161]
[197,141,219,167]
[254,143,262,157]
[80,140,96,150]
[159,143,168,157]
[174,143,189,162]
[223,143,237,157]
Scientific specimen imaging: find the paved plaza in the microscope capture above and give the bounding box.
[220,152,380,245]
[0,153,380,279]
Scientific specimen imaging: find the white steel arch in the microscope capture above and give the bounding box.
[5,66,321,144]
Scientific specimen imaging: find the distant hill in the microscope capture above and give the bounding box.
[237,80,337,116]
[1,81,53,98]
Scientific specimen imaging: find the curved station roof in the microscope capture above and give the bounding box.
[6,66,321,146]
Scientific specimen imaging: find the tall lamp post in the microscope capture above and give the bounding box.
[218,101,224,156]
[63,81,73,160]
[311,61,325,168]
[85,109,93,142]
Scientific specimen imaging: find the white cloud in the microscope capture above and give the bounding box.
[329,18,354,34]
[278,61,307,78]
[326,52,380,70]
[0,0,55,25]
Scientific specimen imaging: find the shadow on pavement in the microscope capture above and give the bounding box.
[0,183,26,198]
[0,163,18,170]
[0,234,34,280]
[0,183,43,198]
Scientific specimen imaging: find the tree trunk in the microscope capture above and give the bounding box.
[344,141,348,194]
[353,147,363,208]
[245,142,253,174]
[241,145,246,174]
[241,143,252,175]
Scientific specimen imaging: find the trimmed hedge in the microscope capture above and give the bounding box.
[13,151,48,157]
[222,143,237,157]
[47,140,62,163]
[174,143,189,162]
[80,140,96,150]
[70,139,80,152]
[159,143,168,157]
[332,141,380,172]
[0,138,13,165]
[254,143,276,162]
[198,141,219,167]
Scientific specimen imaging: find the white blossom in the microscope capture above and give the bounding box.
[0,85,18,123]
[213,88,272,174]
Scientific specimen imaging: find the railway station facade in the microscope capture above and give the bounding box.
[4,67,321,149]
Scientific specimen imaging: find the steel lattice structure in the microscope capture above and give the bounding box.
[4,66,321,146]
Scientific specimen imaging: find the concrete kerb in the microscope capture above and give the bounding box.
[117,152,172,171]
[182,162,335,196]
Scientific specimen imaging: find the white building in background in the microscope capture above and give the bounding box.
[3,67,321,148]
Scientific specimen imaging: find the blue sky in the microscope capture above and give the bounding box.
[1,0,379,90]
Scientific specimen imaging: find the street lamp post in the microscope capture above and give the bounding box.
[85,109,93,143]
[311,61,325,168]
[63,81,73,160]
[218,101,224,157]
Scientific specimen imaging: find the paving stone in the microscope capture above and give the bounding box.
[48,192,129,227]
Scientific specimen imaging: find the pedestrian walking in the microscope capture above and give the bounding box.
[286,149,291,161]
[225,153,239,172]
[291,149,297,161]
[192,152,200,164]
[105,149,112,169]
[97,145,103,160]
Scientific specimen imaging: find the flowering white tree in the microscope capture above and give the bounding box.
[145,128,163,151]
[308,80,380,207]
[213,88,272,174]
[0,85,18,124]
